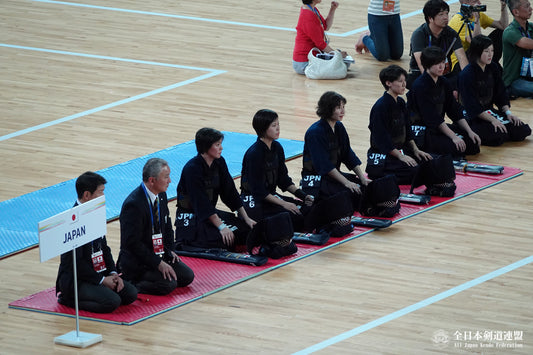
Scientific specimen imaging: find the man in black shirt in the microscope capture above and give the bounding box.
[408,0,468,89]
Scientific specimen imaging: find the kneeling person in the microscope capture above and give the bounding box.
[407,46,482,159]
[302,91,401,229]
[366,65,456,196]
[175,128,256,251]
[56,172,137,313]
[240,109,312,257]
[118,158,194,296]
[459,35,531,146]
[241,109,314,230]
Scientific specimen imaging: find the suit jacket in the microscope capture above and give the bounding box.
[118,184,174,279]
[56,202,117,298]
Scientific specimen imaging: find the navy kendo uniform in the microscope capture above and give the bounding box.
[175,155,251,250]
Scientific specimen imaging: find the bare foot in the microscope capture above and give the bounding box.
[355,30,370,54]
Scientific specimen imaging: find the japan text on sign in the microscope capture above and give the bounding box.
[38,195,106,262]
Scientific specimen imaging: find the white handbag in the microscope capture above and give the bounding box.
[304,48,347,80]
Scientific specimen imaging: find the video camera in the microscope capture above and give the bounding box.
[460,4,487,17]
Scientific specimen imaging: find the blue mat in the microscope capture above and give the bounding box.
[0,132,304,259]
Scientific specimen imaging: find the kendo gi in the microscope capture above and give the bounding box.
[459,61,531,146]
[365,91,456,196]
[366,92,420,184]
[407,71,481,158]
[240,138,306,231]
[302,119,400,226]
[302,119,362,207]
[175,154,251,250]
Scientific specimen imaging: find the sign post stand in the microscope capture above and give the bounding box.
[38,195,107,348]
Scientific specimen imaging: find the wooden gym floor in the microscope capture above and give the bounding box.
[0,0,531,353]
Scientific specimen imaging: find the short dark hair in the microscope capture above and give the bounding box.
[75,171,106,199]
[316,91,347,120]
[423,0,449,23]
[379,65,408,90]
[142,158,168,182]
[302,0,313,4]
[195,127,224,154]
[420,46,446,70]
[252,109,279,138]
[468,35,493,63]
[507,0,523,13]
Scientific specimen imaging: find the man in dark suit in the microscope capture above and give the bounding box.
[56,172,137,313]
[118,158,194,295]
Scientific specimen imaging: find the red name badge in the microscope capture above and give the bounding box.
[91,250,107,273]
[152,233,164,255]
[383,0,395,12]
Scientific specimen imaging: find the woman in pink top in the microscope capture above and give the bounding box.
[293,0,349,74]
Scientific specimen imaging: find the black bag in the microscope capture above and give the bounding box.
[247,212,297,259]
[411,155,456,197]
[360,175,401,218]
[303,190,355,237]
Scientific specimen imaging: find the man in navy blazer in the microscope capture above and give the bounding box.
[118,158,194,295]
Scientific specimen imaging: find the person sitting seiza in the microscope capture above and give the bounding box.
[56,172,137,313]
[175,128,256,252]
[458,34,531,146]
[367,65,458,197]
[118,158,195,296]
[240,109,314,232]
[407,46,482,160]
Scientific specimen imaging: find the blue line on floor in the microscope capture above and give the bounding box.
[32,0,458,37]
[0,44,225,142]
[32,0,296,32]
[294,254,533,354]
[0,43,221,72]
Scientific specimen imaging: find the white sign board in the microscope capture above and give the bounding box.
[38,195,106,262]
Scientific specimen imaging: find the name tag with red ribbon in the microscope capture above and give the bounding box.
[152,233,164,255]
[91,250,106,273]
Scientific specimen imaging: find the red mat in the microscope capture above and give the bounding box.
[8,167,522,325]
